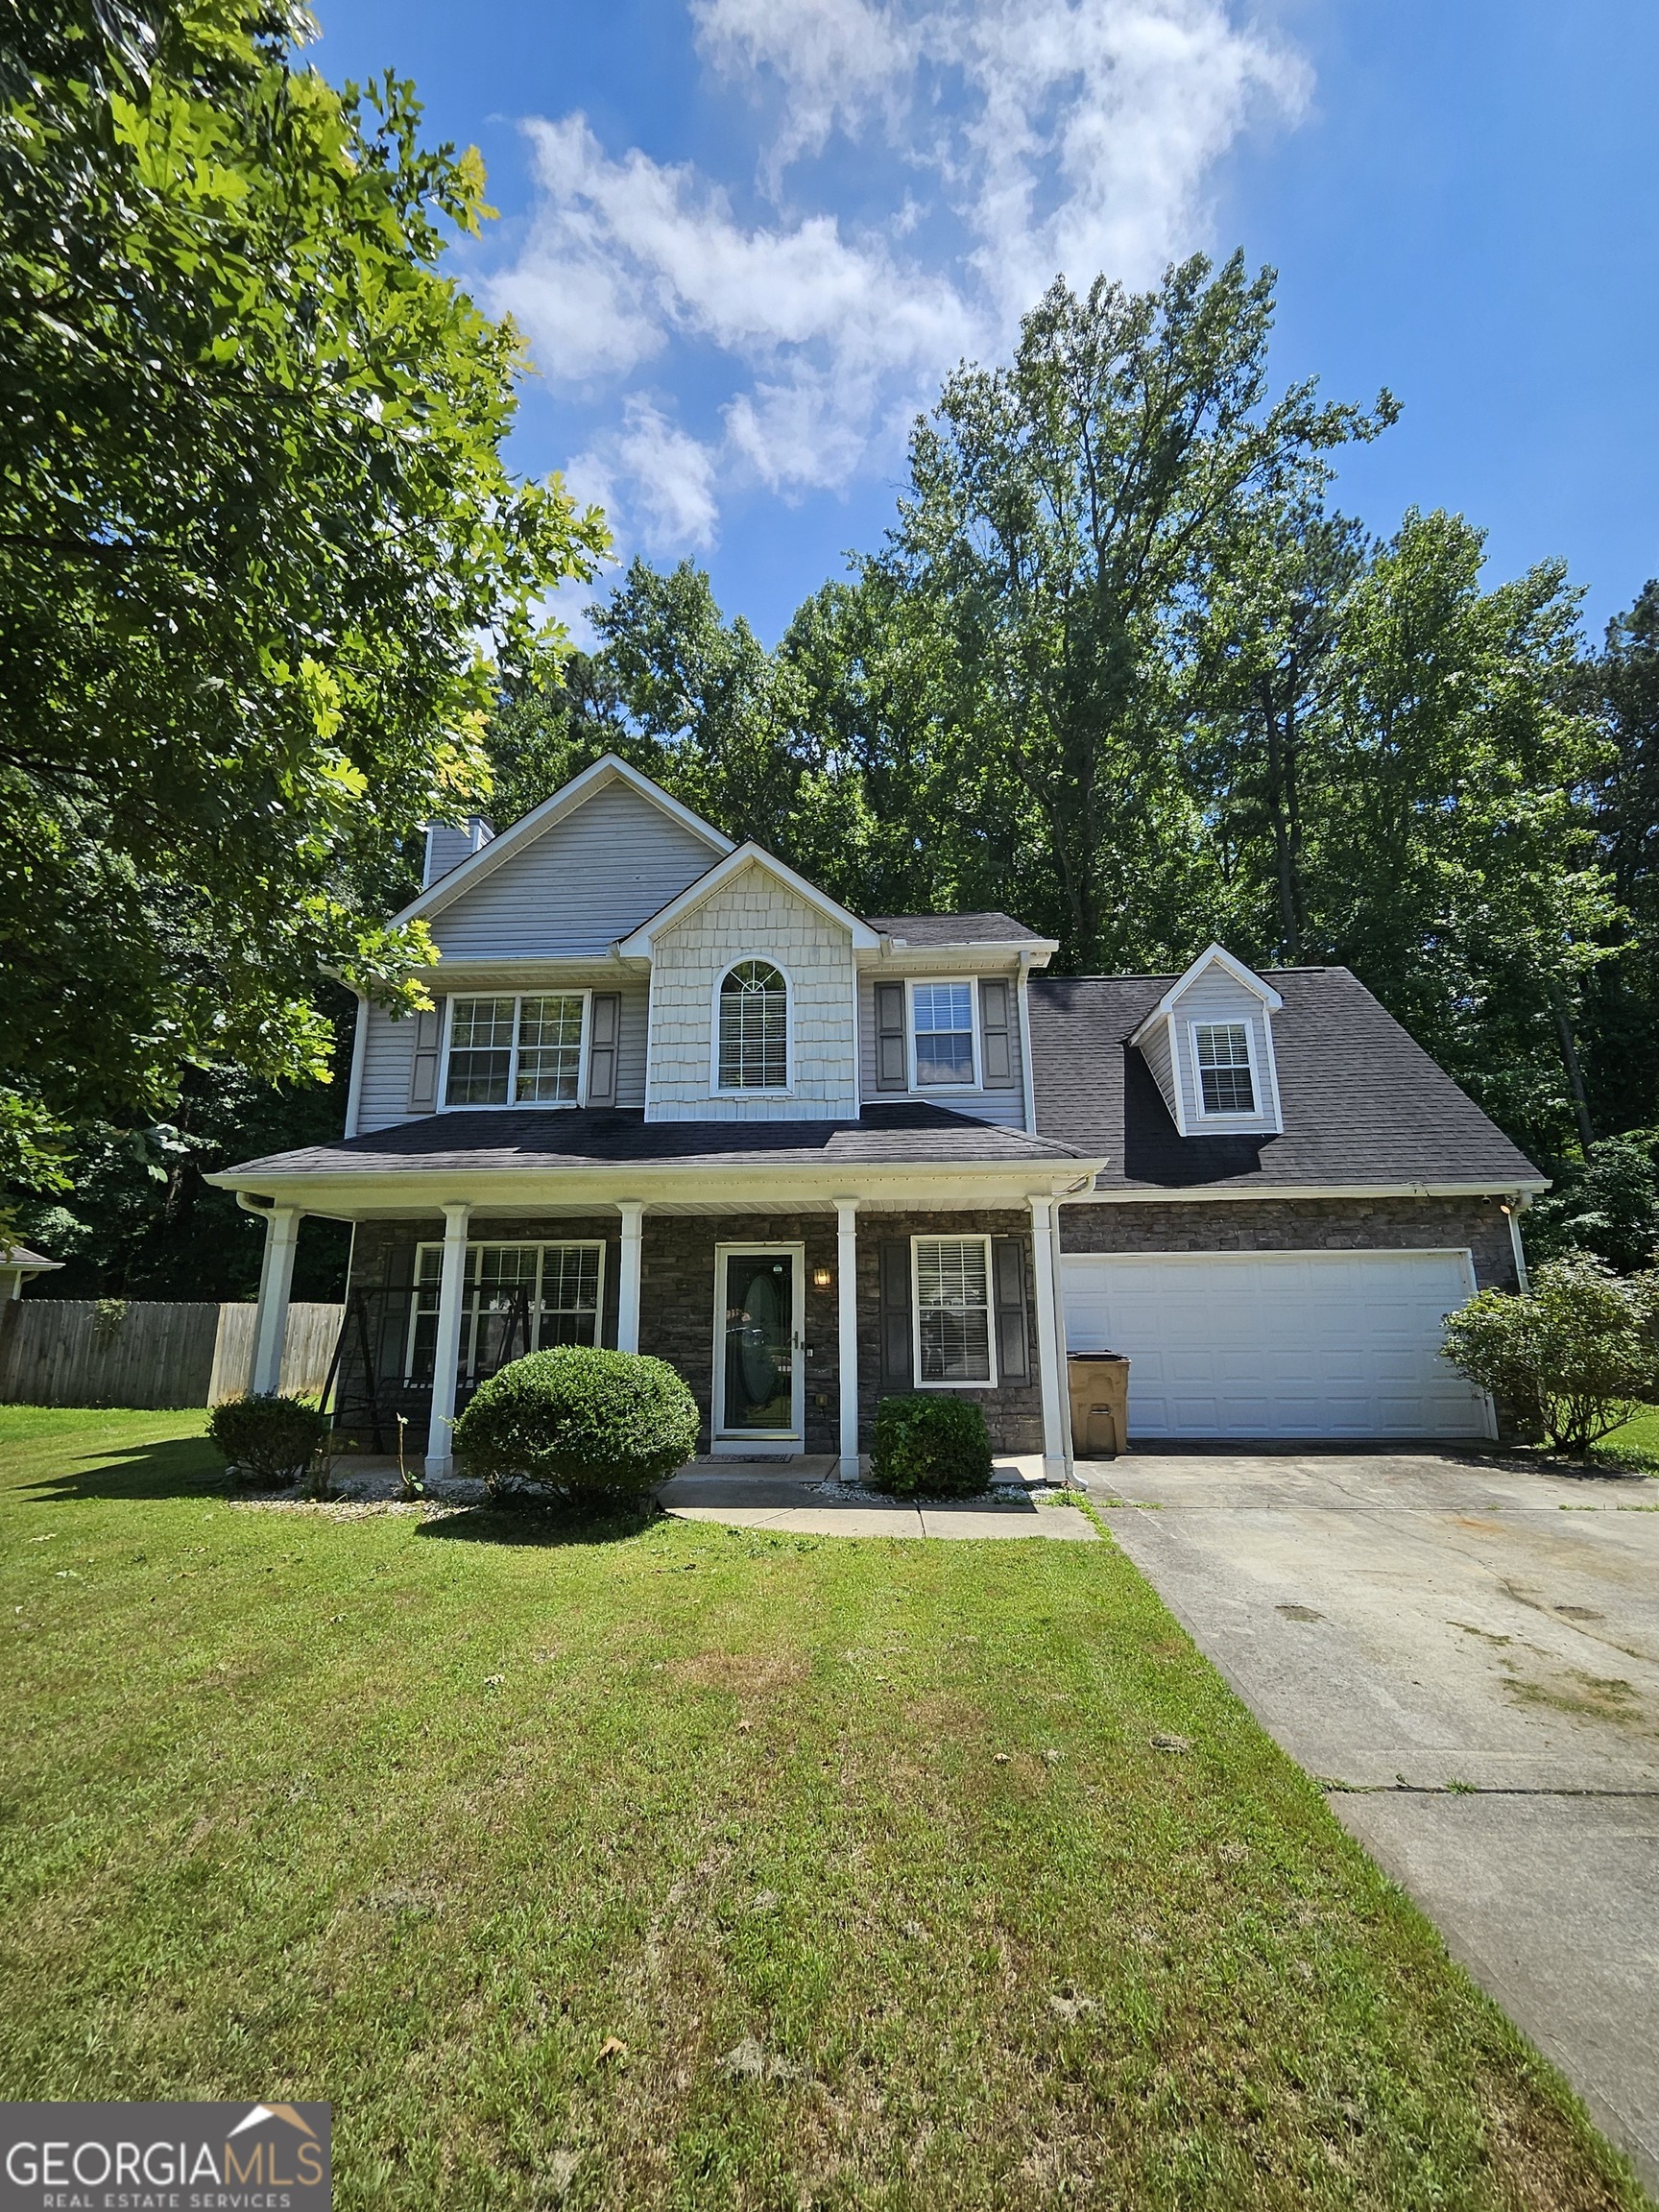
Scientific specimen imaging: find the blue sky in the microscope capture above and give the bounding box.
[311,0,1659,648]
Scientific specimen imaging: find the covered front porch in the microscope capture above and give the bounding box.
[238,1175,1085,1485]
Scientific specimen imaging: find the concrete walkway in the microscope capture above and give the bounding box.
[1081,1446,1659,2193]
[659,1455,1096,1540]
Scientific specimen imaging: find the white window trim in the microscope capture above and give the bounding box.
[906,976,983,1094]
[407,1237,607,1378]
[710,955,795,1098]
[1188,1015,1266,1125]
[438,991,591,1112]
[911,1233,998,1390]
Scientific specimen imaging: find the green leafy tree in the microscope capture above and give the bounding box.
[1578,582,1659,1136]
[880,255,1396,971]
[0,0,606,1191]
[1523,1132,1659,1275]
[1441,1254,1659,1458]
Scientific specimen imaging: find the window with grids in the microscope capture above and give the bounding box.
[717,961,788,1090]
[1194,1022,1256,1114]
[912,981,975,1086]
[445,995,586,1106]
[409,1240,604,1381]
[914,1236,994,1384]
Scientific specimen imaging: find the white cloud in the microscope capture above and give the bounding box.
[490,0,1310,546]
[567,397,721,556]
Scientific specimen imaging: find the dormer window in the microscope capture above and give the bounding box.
[718,961,789,1091]
[911,982,976,1087]
[1194,1022,1256,1116]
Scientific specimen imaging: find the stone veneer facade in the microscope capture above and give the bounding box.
[1057,1193,1520,1291]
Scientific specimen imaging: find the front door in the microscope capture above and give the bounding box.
[713,1244,805,1450]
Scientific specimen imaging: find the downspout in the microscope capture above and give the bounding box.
[1017,950,1039,1135]
[343,994,369,1139]
[1503,1192,1532,1293]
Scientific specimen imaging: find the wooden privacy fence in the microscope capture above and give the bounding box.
[0,1300,346,1411]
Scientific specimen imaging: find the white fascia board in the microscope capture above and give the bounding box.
[615,842,882,954]
[204,1157,1110,1215]
[1127,944,1285,1044]
[1066,1177,1552,1205]
[857,938,1059,971]
[391,756,732,926]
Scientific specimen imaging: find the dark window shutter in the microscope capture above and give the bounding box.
[992,1237,1031,1383]
[878,1238,913,1387]
[407,999,445,1114]
[587,992,620,1107]
[875,981,907,1091]
[980,978,1016,1087]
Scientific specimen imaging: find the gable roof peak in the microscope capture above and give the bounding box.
[616,841,882,954]
[1128,944,1285,1043]
[392,753,732,925]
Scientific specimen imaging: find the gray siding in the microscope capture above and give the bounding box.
[856,974,1028,1129]
[429,781,720,958]
[1139,1015,1178,1125]
[1167,973,1280,1133]
[354,982,649,1134]
[358,1000,421,1134]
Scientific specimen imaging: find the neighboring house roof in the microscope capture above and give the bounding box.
[0,1244,60,1271]
[1029,966,1545,1194]
[224,1103,1087,1180]
[863,912,1056,948]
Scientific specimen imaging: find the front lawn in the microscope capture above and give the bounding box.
[0,1407,1645,2210]
[1593,1406,1659,1476]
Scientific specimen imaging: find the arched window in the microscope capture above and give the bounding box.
[718,960,789,1090]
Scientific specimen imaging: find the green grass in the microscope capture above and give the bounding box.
[0,1407,1646,2212]
[1592,1406,1659,1476]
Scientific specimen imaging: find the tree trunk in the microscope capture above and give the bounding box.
[1549,989,1596,1151]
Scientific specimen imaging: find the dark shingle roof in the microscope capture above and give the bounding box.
[861,912,1051,946]
[1028,967,1544,1192]
[222,1103,1086,1182]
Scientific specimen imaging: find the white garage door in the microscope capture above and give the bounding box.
[1062,1248,1494,1441]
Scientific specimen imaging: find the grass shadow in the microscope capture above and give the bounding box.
[416,1496,663,1549]
[23,1434,228,1503]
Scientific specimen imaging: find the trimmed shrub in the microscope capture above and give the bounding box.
[207,1392,330,1485]
[869,1392,993,1498]
[1441,1254,1659,1459]
[451,1346,699,1504]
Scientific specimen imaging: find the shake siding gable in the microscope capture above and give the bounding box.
[428,780,722,959]
[856,974,1029,1129]
[646,862,858,1121]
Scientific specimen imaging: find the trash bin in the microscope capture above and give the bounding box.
[1068,1352,1129,1458]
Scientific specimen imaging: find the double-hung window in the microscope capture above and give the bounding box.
[913,1235,995,1385]
[445,995,587,1107]
[1193,1022,1256,1115]
[409,1239,604,1382]
[911,982,975,1087]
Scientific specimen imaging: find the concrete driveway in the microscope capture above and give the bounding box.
[1081,1447,1659,2194]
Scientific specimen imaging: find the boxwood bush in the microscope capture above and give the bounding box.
[869,1392,993,1498]
[451,1346,700,1504]
[206,1393,330,1485]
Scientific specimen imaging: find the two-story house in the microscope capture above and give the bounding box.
[212,756,1545,1475]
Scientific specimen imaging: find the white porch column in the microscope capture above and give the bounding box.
[424,1201,471,1479]
[834,1198,860,1481]
[616,1202,644,1353]
[1028,1196,1068,1482]
[251,1205,301,1395]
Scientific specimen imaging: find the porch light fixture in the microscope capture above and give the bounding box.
[812,1264,833,1289]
